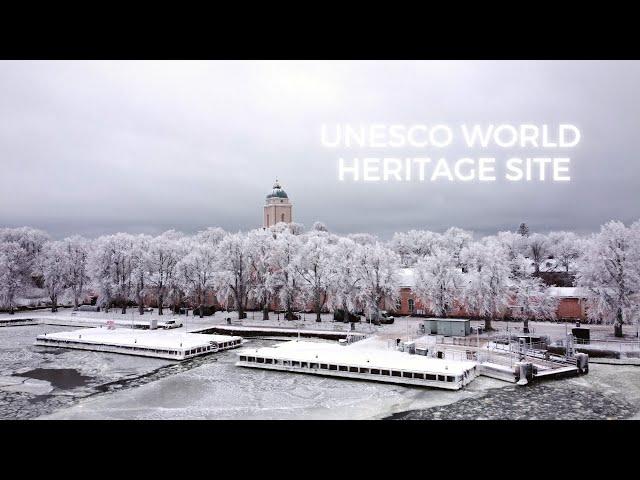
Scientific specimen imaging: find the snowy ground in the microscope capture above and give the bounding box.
[3,307,638,343]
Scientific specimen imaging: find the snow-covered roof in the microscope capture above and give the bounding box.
[546,287,588,298]
[424,317,469,323]
[238,340,476,376]
[398,268,415,288]
[37,328,240,351]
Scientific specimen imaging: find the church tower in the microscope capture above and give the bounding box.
[263,179,293,228]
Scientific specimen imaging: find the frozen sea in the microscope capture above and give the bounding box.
[2,324,640,420]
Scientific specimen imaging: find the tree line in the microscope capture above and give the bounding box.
[1,219,639,336]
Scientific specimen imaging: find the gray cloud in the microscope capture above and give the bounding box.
[0,60,639,239]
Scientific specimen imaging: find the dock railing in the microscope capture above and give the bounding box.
[570,336,640,359]
[432,333,571,370]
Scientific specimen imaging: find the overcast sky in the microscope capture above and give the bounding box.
[1,60,639,239]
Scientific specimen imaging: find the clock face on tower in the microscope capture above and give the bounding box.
[264,179,293,228]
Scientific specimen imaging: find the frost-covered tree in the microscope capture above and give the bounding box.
[176,237,217,318]
[195,227,227,245]
[517,223,530,237]
[246,228,275,320]
[354,242,400,323]
[327,238,362,320]
[62,236,90,310]
[144,231,182,315]
[266,229,302,319]
[511,276,559,332]
[214,233,252,319]
[88,236,115,312]
[0,241,28,314]
[37,241,68,312]
[296,233,333,322]
[548,231,582,273]
[89,233,139,314]
[166,237,191,314]
[347,233,378,246]
[130,235,150,315]
[526,233,550,275]
[460,239,512,330]
[390,230,441,266]
[312,221,328,232]
[440,227,473,266]
[577,221,640,337]
[414,249,462,318]
[496,231,528,263]
[0,227,50,290]
[0,227,50,263]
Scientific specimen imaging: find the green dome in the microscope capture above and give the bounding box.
[267,181,288,199]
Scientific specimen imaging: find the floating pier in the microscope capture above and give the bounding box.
[0,317,40,327]
[35,327,243,360]
[236,340,478,390]
[433,343,585,384]
[194,324,367,341]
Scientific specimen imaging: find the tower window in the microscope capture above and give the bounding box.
[267,214,269,225]
[281,213,285,222]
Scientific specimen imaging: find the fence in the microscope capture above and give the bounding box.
[569,337,640,359]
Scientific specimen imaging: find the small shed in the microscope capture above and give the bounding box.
[423,318,471,337]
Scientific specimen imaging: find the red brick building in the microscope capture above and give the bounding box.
[391,268,588,321]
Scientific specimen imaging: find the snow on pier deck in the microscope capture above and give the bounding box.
[236,340,478,390]
[1,314,181,330]
[35,327,243,360]
[194,324,367,341]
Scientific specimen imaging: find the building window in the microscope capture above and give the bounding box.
[408,299,415,313]
[281,213,285,222]
[395,299,402,310]
[267,214,269,225]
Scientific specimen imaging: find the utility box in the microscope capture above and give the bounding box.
[149,319,158,330]
[423,318,471,337]
[402,341,416,354]
[572,327,590,344]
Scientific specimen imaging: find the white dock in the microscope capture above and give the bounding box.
[236,340,478,390]
[35,327,243,360]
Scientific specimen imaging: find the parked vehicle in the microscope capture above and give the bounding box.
[378,311,395,325]
[333,309,361,323]
[161,320,183,329]
[367,310,395,325]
